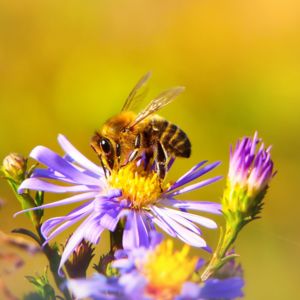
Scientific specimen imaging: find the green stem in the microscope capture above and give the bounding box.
[110,221,124,253]
[6,180,71,299]
[218,223,240,258]
[37,227,72,300]
[92,221,125,277]
[8,180,40,227]
[201,222,240,281]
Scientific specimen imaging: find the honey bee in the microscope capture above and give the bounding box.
[91,72,191,179]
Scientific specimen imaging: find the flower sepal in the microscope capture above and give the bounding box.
[93,253,119,277]
[65,239,95,278]
[222,182,268,227]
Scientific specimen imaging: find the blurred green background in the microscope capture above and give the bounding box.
[0,0,299,298]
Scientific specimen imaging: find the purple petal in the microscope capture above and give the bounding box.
[58,134,104,176]
[166,176,222,197]
[152,217,176,237]
[114,250,128,260]
[160,199,222,214]
[18,178,99,194]
[167,157,176,170]
[123,211,136,249]
[31,168,77,183]
[181,282,201,298]
[231,138,247,164]
[198,277,244,299]
[119,271,147,299]
[59,231,84,276]
[14,192,97,217]
[123,211,150,249]
[195,258,206,271]
[169,161,207,189]
[150,207,177,237]
[112,258,134,271]
[83,215,105,244]
[250,131,258,156]
[169,161,221,191]
[30,146,100,185]
[157,207,202,234]
[162,207,217,229]
[58,215,105,275]
[151,206,207,247]
[134,213,150,248]
[99,206,125,231]
[67,274,122,299]
[258,164,273,185]
[41,202,94,240]
[42,213,89,243]
[149,231,164,248]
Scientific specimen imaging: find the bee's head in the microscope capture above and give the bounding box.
[91,112,137,173]
[91,133,121,173]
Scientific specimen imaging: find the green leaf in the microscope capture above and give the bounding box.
[5,178,40,227]
[23,292,44,300]
[221,253,240,264]
[12,228,41,245]
[25,269,56,300]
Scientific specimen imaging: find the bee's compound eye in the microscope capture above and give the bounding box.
[100,138,111,153]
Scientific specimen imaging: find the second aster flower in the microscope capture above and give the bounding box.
[15,135,222,273]
[67,233,244,300]
[223,132,275,223]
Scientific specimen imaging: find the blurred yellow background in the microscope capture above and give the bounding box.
[0,0,299,299]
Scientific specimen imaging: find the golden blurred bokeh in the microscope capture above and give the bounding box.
[0,0,299,298]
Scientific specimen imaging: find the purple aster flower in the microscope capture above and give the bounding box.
[15,135,222,273]
[228,131,274,196]
[67,233,244,300]
[201,132,276,281]
[224,132,275,219]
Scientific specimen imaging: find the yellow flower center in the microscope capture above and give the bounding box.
[108,163,164,209]
[139,240,197,300]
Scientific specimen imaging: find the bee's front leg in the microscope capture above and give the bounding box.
[155,141,168,181]
[99,155,110,178]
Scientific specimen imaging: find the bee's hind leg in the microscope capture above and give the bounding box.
[155,142,168,181]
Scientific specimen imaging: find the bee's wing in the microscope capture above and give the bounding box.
[121,71,152,112]
[128,86,185,128]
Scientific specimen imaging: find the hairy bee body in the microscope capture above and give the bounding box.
[91,111,191,177]
[91,73,191,178]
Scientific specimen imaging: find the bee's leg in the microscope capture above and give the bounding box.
[125,133,144,167]
[99,155,109,178]
[143,149,155,171]
[128,149,139,163]
[155,141,168,180]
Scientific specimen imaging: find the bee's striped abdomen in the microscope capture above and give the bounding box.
[171,130,191,157]
[158,121,191,158]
